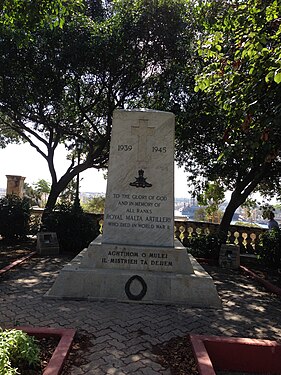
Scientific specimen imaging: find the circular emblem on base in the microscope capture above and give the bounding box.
[125,275,147,301]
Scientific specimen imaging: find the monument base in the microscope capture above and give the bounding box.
[46,237,221,308]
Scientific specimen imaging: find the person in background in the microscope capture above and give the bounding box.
[268,211,280,230]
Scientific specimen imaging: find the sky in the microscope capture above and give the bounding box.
[0,143,192,198]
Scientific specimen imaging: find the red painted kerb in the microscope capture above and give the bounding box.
[240,265,281,297]
[0,251,36,276]
[190,334,281,375]
[16,326,76,375]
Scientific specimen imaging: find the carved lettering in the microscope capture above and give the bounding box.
[125,215,143,221]
[106,214,123,220]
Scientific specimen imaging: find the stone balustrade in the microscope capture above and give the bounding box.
[31,209,266,255]
[174,218,266,254]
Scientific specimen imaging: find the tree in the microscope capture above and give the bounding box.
[240,197,258,225]
[23,182,39,206]
[59,179,77,204]
[193,207,207,222]
[176,0,281,240]
[0,0,190,219]
[1,0,83,36]
[33,179,51,207]
[0,0,84,148]
[82,196,105,214]
[197,182,225,223]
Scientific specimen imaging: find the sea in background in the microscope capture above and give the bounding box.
[174,209,268,229]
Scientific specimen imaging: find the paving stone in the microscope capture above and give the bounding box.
[67,367,84,375]
[80,358,107,371]
[140,366,166,375]
[92,342,108,352]
[1,257,281,375]
[121,360,147,373]
[109,331,128,342]
[95,328,114,336]
[83,368,105,375]
[88,350,108,361]
[93,334,113,344]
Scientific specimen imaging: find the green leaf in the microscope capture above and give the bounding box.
[217,152,224,161]
[265,71,274,83]
[274,71,281,84]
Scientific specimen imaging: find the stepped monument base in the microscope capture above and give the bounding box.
[46,237,221,307]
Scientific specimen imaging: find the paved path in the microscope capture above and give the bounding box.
[1,255,281,374]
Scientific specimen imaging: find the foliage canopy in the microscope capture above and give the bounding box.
[0,0,191,215]
[176,0,281,238]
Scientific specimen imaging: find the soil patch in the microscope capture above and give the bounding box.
[61,330,94,375]
[152,335,199,375]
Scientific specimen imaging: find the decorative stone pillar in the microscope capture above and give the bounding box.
[6,175,26,198]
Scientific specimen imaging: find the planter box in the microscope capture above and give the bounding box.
[190,334,281,375]
[16,326,76,375]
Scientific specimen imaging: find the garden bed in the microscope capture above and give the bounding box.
[190,334,281,375]
[16,327,76,375]
[153,334,281,375]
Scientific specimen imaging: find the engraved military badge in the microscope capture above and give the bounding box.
[129,169,152,188]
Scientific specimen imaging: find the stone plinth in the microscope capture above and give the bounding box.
[219,244,240,269]
[46,237,221,307]
[37,232,60,255]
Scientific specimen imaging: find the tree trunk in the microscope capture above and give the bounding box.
[218,194,240,243]
[41,183,66,224]
[218,163,271,242]
[41,134,110,223]
[218,193,243,242]
[41,167,85,222]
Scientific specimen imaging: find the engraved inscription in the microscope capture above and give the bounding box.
[101,250,173,269]
[106,193,171,230]
[118,145,132,151]
[152,146,167,153]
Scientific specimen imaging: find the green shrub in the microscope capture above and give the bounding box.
[0,328,40,375]
[256,228,281,268]
[0,195,31,239]
[183,234,221,260]
[42,202,100,253]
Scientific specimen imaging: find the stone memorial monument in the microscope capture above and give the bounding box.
[47,109,221,307]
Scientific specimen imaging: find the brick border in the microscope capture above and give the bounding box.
[190,334,281,375]
[196,257,281,298]
[0,251,36,276]
[16,326,76,375]
[240,265,281,297]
